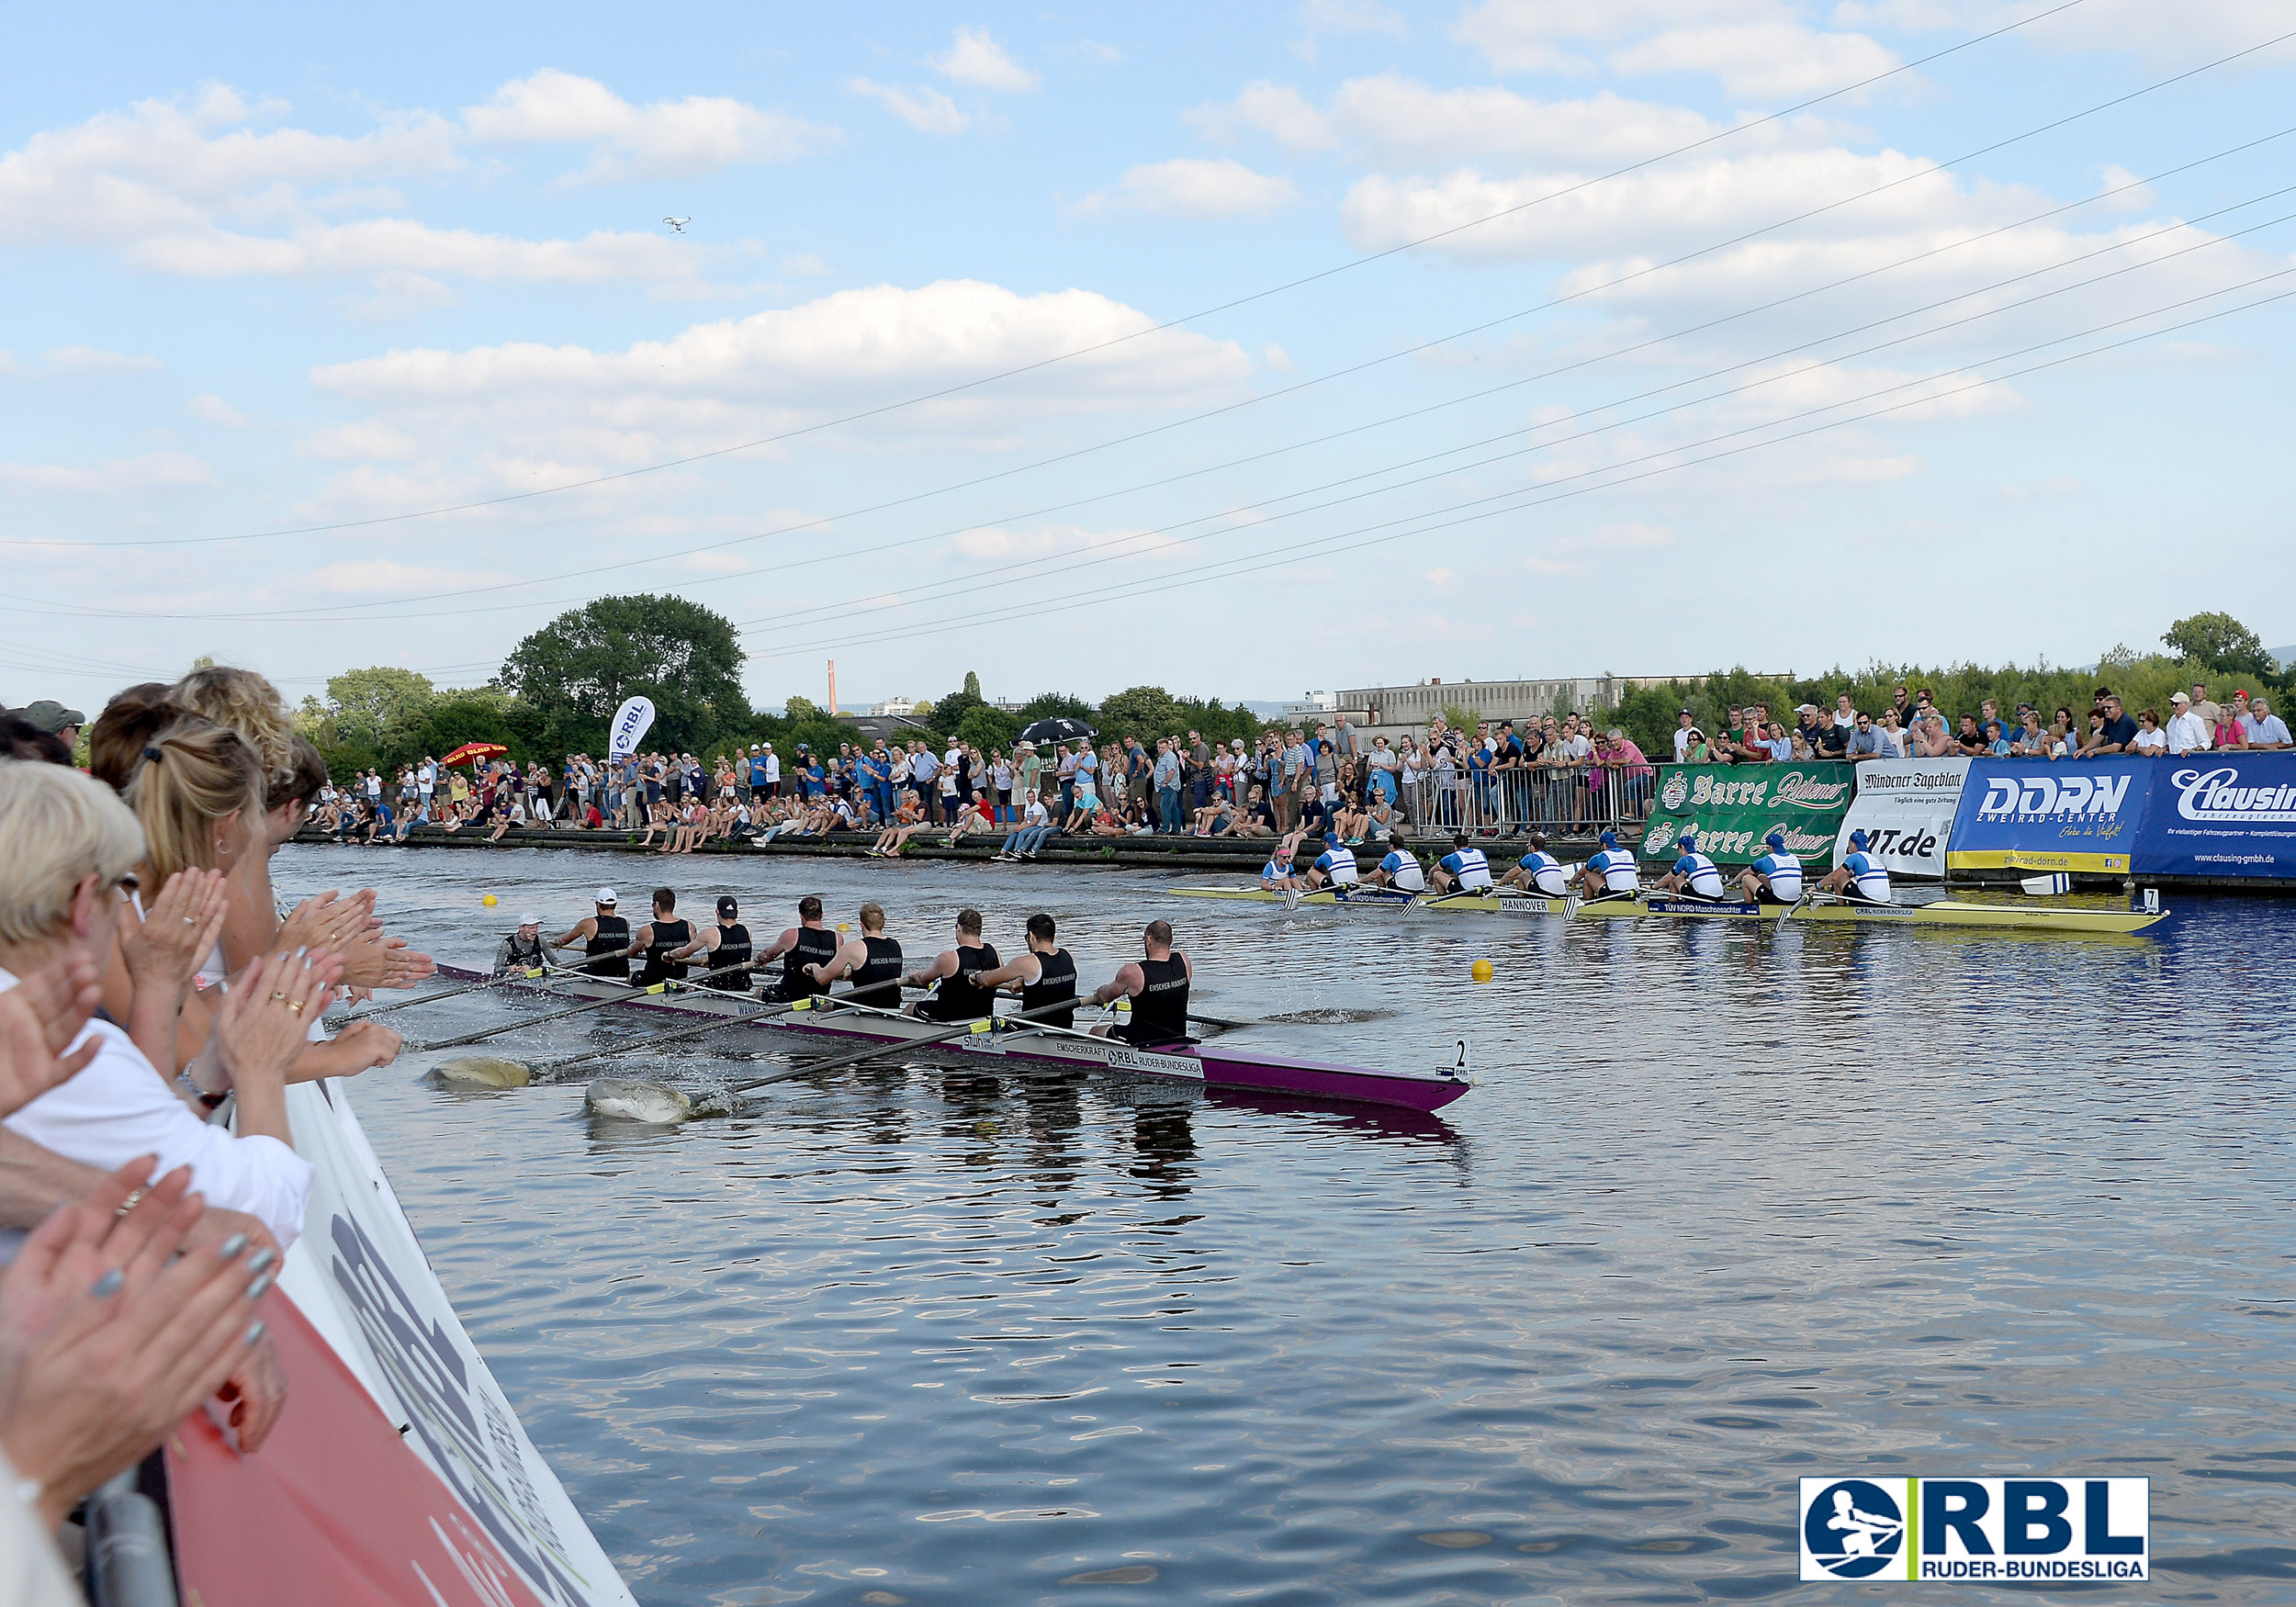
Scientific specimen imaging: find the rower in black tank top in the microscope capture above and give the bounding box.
[585,913,631,980]
[636,916,691,986]
[1118,951,1189,1045]
[703,922,752,991]
[846,934,905,1008]
[920,942,1000,1021]
[1021,947,1076,1029]
[777,926,840,1000]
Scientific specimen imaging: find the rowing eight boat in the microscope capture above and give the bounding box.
[426,964,1474,1112]
[1166,883,2169,934]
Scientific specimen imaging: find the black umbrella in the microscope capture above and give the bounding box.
[1019,716,1095,746]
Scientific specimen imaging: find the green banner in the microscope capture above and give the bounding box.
[1640,760,1858,865]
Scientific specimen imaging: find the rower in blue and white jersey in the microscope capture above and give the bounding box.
[1738,830,1805,904]
[1500,832,1570,896]
[1304,838,1360,891]
[1367,834,1426,892]
[1431,833,1493,893]
[1820,829,1893,904]
[1573,830,1640,900]
[1260,843,1301,892]
[1655,829,1728,899]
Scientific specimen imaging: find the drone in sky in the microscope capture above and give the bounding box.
[663,217,690,233]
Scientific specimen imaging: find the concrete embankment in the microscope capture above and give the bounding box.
[294,823,1626,872]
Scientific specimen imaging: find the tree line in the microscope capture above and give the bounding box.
[295,593,1277,779]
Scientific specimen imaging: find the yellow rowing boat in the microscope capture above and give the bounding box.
[1165,883,2168,934]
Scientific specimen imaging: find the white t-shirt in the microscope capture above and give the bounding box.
[0,967,312,1253]
[2165,711,2211,754]
[764,753,781,783]
[2132,726,2168,755]
[1673,727,1692,762]
[1023,798,1048,827]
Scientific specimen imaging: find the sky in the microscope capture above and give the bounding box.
[5,0,2293,714]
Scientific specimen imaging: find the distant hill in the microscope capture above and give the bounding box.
[2274,646,2295,671]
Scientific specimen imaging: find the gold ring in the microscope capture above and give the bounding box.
[288,1001,305,1016]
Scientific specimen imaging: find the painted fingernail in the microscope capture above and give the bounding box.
[90,1269,125,1298]
[218,1232,249,1259]
[244,1320,267,1345]
[245,1247,276,1275]
[246,1272,274,1300]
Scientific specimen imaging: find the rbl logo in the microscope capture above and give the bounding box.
[1800,1478,2147,1582]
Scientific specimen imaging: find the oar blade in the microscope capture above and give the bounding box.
[584,1077,694,1123]
[431,1055,532,1088]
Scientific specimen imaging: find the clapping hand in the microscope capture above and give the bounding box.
[0,955,101,1117]
[118,868,230,999]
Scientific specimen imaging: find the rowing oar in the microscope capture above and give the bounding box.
[332,940,644,1025]
[1774,891,1812,933]
[412,954,758,1052]
[585,999,1090,1124]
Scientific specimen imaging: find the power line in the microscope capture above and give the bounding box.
[737,273,2296,660]
[6,0,2089,552]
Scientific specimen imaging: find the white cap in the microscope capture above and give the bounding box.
[2171,692,2189,704]
[595,887,617,905]
[518,912,540,927]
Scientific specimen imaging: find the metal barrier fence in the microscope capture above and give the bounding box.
[1387,763,1656,837]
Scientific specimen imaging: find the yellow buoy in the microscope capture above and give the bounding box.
[481,893,499,907]
[1470,959,1494,983]
[837,923,850,934]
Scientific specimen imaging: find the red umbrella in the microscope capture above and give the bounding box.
[440,741,508,766]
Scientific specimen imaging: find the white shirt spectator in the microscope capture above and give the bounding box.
[0,968,313,1253]
[1673,725,1692,762]
[2132,725,2168,756]
[764,751,781,785]
[2165,707,2212,755]
[2243,709,2291,747]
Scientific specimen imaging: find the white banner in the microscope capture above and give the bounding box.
[276,1081,637,1606]
[1836,758,1972,880]
[606,696,656,761]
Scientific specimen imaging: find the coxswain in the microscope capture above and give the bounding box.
[1739,830,1805,904]
[493,912,547,976]
[1088,919,1191,1047]
[628,887,692,986]
[551,887,631,980]
[755,894,841,1002]
[1575,831,1640,901]
[1430,833,1492,894]
[1301,837,1359,891]
[806,902,906,1008]
[905,907,1002,1022]
[1654,830,1728,899]
[1820,829,1894,904]
[1259,843,1300,892]
[1500,833,1569,896]
[973,913,1078,1029]
[1366,832,1424,892]
[668,895,756,991]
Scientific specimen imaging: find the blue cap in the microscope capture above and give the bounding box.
[1678,830,1697,848]
[1765,829,1786,850]
[1850,829,1870,848]
[1600,830,1619,848]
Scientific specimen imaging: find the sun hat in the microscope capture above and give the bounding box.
[595,887,617,905]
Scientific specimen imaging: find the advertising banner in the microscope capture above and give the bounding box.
[606,695,656,761]
[1641,761,1857,865]
[1837,758,1971,879]
[2133,754,2296,879]
[1945,758,2148,874]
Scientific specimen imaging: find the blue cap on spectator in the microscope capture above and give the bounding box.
[1850,829,1870,848]
[1678,830,1697,848]
[1766,830,1785,850]
[1600,830,1619,848]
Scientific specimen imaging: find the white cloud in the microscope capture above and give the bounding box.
[0,449,215,493]
[847,78,970,136]
[1075,158,1301,219]
[310,558,516,594]
[1610,22,1899,99]
[929,27,1041,93]
[0,84,457,250]
[294,280,1253,516]
[41,345,163,375]
[1453,0,1898,96]
[134,217,695,284]
[462,69,832,182]
[1295,0,1410,60]
[186,393,248,426]
[1192,76,1741,166]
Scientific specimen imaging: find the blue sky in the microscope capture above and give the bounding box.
[5,0,2292,713]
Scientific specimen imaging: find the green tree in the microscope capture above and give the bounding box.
[499,594,748,758]
[956,703,1021,752]
[416,688,519,762]
[926,679,987,739]
[1097,685,1181,741]
[2162,612,2275,680]
[1439,701,1481,732]
[1018,691,1096,727]
[962,670,982,699]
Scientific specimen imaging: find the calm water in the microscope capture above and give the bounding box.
[278,843,2296,1605]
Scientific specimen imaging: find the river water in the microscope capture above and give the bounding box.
[281,842,2296,1605]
